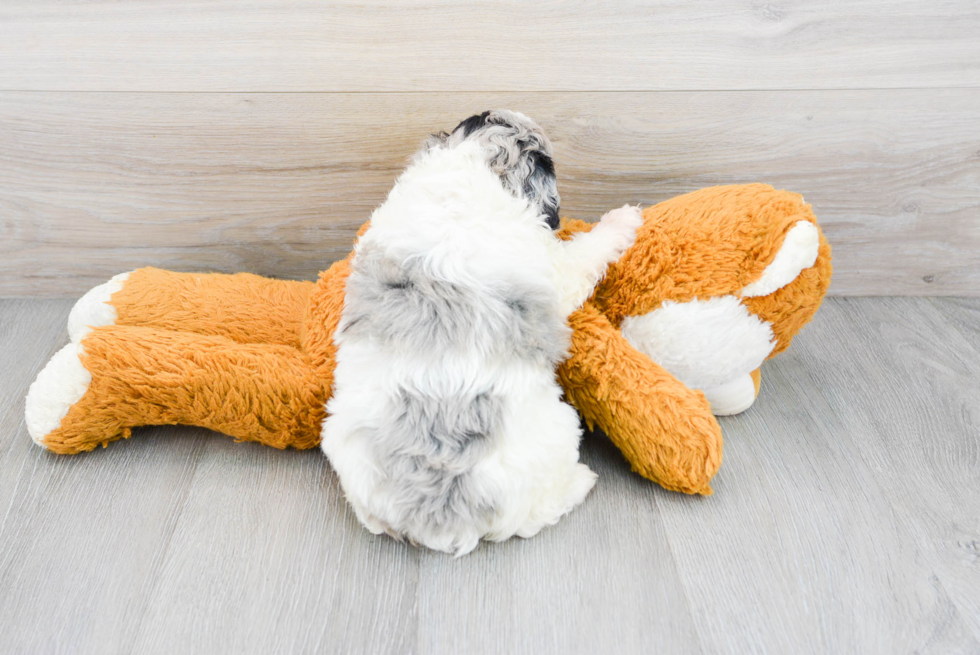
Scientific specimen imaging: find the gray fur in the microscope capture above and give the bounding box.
[340,244,569,366]
[422,109,561,229]
[372,389,501,538]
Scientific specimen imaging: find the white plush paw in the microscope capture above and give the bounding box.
[68,272,130,342]
[701,373,758,416]
[621,295,776,391]
[597,204,643,254]
[25,342,92,447]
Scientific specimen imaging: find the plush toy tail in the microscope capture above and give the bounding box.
[559,303,722,495]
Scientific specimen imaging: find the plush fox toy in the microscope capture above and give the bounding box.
[26,184,831,495]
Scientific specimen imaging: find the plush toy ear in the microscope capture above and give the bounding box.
[558,302,722,495]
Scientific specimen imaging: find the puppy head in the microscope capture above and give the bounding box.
[423,110,561,229]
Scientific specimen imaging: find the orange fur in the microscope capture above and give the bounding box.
[554,184,832,491]
[38,185,830,495]
[558,304,722,495]
[43,326,327,454]
[113,268,315,347]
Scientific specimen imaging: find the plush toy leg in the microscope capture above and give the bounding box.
[559,303,722,495]
[619,294,776,417]
[700,375,756,416]
[68,267,315,347]
[700,367,764,416]
[25,324,328,454]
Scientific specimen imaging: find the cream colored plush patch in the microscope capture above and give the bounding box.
[25,342,92,446]
[701,374,758,416]
[621,295,776,390]
[68,272,130,342]
[741,221,819,298]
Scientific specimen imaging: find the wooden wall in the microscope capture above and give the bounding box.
[1,1,978,297]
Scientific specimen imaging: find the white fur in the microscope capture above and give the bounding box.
[551,204,643,315]
[68,272,130,342]
[322,142,637,555]
[621,295,775,412]
[741,221,819,297]
[701,373,758,416]
[25,342,92,447]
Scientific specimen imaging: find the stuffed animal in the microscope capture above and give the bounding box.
[25,183,831,495]
[558,184,831,493]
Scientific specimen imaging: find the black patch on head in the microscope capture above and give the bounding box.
[543,206,560,230]
[453,111,491,138]
[532,150,555,177]
[425,110,562,230]
[525,151,560,229]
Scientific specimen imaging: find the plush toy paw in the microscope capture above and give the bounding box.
[25,342,92,448]
[26,271,131,452]
[620,295,775,416]
[67,272,130,342]
[701,373,758,416]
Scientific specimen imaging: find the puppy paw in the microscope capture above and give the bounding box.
[514,462,597,540]
[68,272,130,342]
[25,343,92,449]
[596,204,643,256]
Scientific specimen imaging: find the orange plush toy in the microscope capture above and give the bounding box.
[25,184,830,495]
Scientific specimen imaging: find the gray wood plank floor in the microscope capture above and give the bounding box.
[1,297,978,654]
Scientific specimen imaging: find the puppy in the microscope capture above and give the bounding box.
[321,110,642,555]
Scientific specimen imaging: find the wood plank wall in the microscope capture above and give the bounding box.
[1,1,978,297]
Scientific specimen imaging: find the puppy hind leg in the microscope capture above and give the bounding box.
[504,396,597,540]
[552,205,642,315]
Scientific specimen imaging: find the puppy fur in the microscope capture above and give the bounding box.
[321,110,642,555]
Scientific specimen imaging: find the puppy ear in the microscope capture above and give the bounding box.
[543,203,561,230]
[524,152,561,229]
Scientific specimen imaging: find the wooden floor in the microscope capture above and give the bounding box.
[1,296,978,654]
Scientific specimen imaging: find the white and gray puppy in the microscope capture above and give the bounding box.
[321,110,642,555]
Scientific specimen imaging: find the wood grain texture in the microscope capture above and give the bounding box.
[930,297,980,352]
[658,299,980,653]
[2,298,979,653]
[2,89,978,297]
[794,297,980,641]
[1,0,978,92]
[0,300,73,522]
[414,437,704,654]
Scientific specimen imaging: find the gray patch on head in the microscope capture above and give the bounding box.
[421,109,561,229]
[373,388,502,539]
[340,246,569,366]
